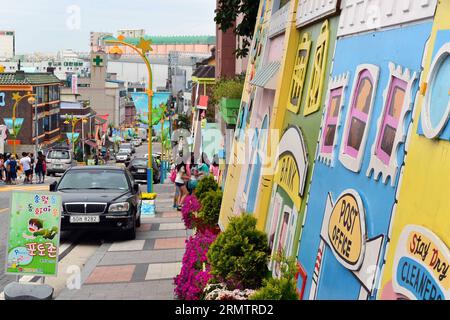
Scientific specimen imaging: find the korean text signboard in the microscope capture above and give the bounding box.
[393,225,449,300]
[5,192,62,277]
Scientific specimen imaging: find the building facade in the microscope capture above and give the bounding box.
[0,71,62,154]
[219,0,448,300]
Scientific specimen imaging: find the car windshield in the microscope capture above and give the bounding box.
[48,150,70,159]
[58,170,129,190]
[132,159,147,166]
[118,152,128,156]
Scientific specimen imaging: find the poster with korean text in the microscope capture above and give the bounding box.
[5,192,62,277]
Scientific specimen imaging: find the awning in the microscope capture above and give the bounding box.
[85,140,98,149]
[250,60,281,90]
[95,116,107,124]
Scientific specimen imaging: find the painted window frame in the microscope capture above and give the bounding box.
[339,64,380,173]
[304,20,330,116]
[421,43,450,139]
[266,190,283,257]
[271,204,298,277]
[287,33,312,114]
[367,63,416,186]
[318,73,349,166]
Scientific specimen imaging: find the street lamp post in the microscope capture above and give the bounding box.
[64,114,87,158]
[106,35,155,193]
[11,92,37,155]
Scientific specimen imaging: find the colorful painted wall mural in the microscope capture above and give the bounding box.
[218,0,448,300]
[219,0,273,229]
[257,0,341,271]
[296,0,438,300]
[379,0,450,301]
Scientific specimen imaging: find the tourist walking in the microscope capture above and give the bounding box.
[20,152,32,184]
[8,155,18,184]
[175,162,189,211]
[35,151,45,184]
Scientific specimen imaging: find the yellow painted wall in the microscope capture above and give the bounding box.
[253,1,301,231]
[218,0,273,229]
[379,0,450,299]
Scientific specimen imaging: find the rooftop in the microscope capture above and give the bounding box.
[0,72,61,86]
[103,35,216,46]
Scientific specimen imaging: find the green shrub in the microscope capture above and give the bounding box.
[249,254,299,300]
[211,78,244,106]
[208,214,270,290]
[195,176,219,201]
[197,190,223,228]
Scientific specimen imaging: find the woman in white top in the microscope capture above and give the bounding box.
[175,162,189,210]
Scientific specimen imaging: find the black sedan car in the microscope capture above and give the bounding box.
[127,158,161,184]
[50,166,141,239]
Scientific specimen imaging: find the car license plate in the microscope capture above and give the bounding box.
[70,216,100,223]
[138,169,145,173]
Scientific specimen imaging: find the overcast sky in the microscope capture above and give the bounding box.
[0,0,216,54]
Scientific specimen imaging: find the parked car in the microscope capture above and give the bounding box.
[120,143,135,154]
[50,166,141,239]
[46,149,77,176]
[116,151,131,163]
[132,139,142,147]
[127,157,161,184]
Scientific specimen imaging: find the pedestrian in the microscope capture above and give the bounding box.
[188,167,200,194]
[197,153,210,179]
[175,162,189,211]
[4,154,11,184]
[42,154,47,183]
[211,156,220,182]
[20,152,32,184]
[0,153,4,182]
[8,155,18,184]
[35,151,45,184]
[94,153,99,166]
[30,153,35,183]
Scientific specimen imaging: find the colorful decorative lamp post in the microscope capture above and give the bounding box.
[64,114,88,156]
[105,35,155,193]
[10,92,36,155]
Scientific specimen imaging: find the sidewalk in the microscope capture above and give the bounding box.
[57,181,191,300]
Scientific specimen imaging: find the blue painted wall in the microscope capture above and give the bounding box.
[296,22,433,300]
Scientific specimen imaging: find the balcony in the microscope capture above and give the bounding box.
[268,1,291,38]
[219,98,241,126]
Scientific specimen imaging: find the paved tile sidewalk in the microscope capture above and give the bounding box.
[57,182,191,300]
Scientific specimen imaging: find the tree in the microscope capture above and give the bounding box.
[215,0,259,58]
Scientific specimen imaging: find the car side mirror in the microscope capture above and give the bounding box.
[49,181,57,192]
[133,183,140,194]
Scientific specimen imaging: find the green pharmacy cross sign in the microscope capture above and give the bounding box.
[5,192,62,277]
[93,55,103,67]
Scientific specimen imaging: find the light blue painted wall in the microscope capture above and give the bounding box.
[296,22,433,300]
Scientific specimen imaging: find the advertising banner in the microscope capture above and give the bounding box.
[5,192,62,277]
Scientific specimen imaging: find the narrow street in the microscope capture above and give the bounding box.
[0,143,190,300]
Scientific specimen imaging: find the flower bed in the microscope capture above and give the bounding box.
[174,229,218,300]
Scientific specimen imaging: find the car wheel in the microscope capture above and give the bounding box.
[124,215,137,240]
[136,212,141,228]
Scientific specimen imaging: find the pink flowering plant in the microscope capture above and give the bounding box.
[174,229,218,300]
[181,195,202,230]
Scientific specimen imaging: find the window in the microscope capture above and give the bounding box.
[339,65,379,173]
[366,62,416,186]
[304,20,329,116]
[44,86,49,103]
[318,73,349,166]
[287,33,311,114]
[376,80,406,164]
[421,43,450,140]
